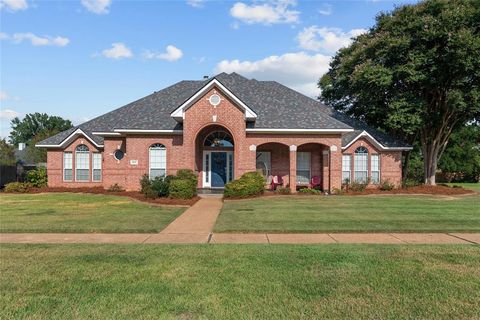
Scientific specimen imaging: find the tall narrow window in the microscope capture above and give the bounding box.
[371,154,380,184]
[296,152,311,184]
[228,153,234,182]
[149,143,166,178]
[342,154,351,183]
[354,147,368,183]
[92,153,102,182]
[63,152,72,181]
[75,145,90,181]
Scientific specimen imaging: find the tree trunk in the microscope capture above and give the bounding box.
[402,150,411,183]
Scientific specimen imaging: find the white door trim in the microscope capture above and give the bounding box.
[202,150,234,188]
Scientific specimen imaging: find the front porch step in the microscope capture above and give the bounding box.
[197,188,224,195]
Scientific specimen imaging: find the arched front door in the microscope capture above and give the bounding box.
[201,130,234,188]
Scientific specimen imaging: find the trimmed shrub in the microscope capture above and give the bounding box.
[175,169,197,197]
[26,167,47,187]
[348,181,368,192]
[151,176,170,197]
[298,188,322,195]
[403,179,421,188]
[170,179,196,199]
[276,186,291,195]
[224,171,265,198]
[107,183,125,192]
[378,179,395,191]
[4,182,33,193]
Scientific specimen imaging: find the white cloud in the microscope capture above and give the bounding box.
[0,108,20,120]
[143,45,183,62]
[318,4,332,16]
[11,33,70,47]
[0,32,8,40]
[102,42,133,59]
[0,0,28,11]
[297,26,367,54]
[216,51,331,97]
[230,0,299,25]
[187,0,203,8]
[81,0,111,14]
[0,91,8,101]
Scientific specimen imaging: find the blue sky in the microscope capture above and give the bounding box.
[0,0,416,140]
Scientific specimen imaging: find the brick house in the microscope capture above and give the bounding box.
[36,73,411,192]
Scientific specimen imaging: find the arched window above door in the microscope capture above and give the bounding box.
[204,131,234,148]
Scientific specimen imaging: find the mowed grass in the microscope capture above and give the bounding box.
[1,244,479,319]
[215,194,480,233]
[0,193,185,233]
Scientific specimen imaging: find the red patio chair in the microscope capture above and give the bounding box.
[270,175,284,191]
[310,175,321,189]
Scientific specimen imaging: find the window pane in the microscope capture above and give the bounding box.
[93,169,101,181]
[371,154,380,184]
[64,152,72,181]
[371,172,380,184]
[76,169,89,181]
[228,153,233,181]
[150,168,166,179]
[64,169,72,181]
[256,151,271,179]
[342,155,351,182]
[297,152,310,170]
[297,170,310,184]
[354,171,368,183]
[149,145,166,179]
[205,154,209,183]
[342,171,351,183]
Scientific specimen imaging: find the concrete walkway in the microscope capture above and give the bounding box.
[1,232,479,244]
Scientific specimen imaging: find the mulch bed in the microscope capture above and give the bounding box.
[6,187,200,206]
[343,184,475,196]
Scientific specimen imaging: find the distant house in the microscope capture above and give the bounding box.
[36,73,411,192]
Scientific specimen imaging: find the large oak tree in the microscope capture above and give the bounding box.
[320,0,480,185]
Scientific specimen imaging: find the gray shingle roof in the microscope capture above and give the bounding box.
[37,72,409,149]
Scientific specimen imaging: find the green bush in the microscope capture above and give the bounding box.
[169,179,196,199]
[4,182,33,193]
[175,169,197,196]
[348,181,368,192]
[276,186,291,195]
[151,176,170,197]
[402,179,421,188]
[298,188,322,195]
[107,183,125,192]
[26,167,47,187]
[378,179,395,191]
[224,171,265,198]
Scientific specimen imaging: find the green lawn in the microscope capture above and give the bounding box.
[0,193,185,233]
[215,194,480,233]
[1,244,479,319]
[447,182,480,192]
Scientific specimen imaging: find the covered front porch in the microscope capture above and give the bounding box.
[254,142,331,192]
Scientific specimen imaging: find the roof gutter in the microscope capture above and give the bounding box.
[246,128,354,134]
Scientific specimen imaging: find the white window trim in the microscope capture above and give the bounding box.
[342,154,352,183]
[342,130,413,151]
[63,152,73,182]
[35,128,103,148]
[371,154,380,184]
[296,151,311,185]
[354,148,369,183]
[92,153,102,182]
[149,144,167,179]
[75,146,90,182]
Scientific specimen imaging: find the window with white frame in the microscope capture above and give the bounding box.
[149,143,166,178]
[342,154,351,183]
[296,152,311,184]
[92,153,102,182]
[63,152,72,181]
[371,154,380,184]
[75,145,90,181]
[256,151,271,180]
[354,147,368,183]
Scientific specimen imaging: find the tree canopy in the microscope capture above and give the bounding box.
[0,139,16,166]
[9,113,73,146]
[320,0,480,184]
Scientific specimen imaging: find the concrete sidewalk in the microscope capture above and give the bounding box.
[1,232,478,244]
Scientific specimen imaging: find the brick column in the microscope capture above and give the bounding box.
[289,145,297,193]
[329,144,342,192]
[322,150,329,192]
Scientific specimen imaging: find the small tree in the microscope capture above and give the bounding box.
[0,139,16,166]
[320,0,480,185]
